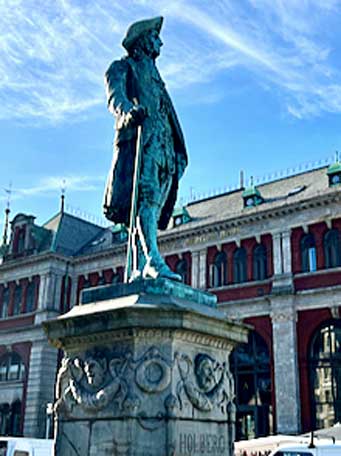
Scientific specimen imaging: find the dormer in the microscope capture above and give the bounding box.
[242,181,264,208]
[9,214,36,256]
[327,161,341,187]
[172,206,191,228]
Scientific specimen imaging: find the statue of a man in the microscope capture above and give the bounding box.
[103,17,188,281]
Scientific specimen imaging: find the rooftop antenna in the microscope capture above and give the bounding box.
[3,182,12,245]
[60,179,66,214]
[239,170,244,188]
[250,175,254,187]
[336,150,339,163]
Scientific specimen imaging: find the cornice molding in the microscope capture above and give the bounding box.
[60,328,235,352]
[1,191,341,270]
[158,192,341,247]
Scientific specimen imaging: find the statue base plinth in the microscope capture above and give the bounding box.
[43,279,248,456]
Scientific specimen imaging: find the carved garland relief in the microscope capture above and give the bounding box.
[55,346,235,419]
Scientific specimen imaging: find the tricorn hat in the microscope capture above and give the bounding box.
[122,16,163,51]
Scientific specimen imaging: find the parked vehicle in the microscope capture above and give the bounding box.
[0,437,54,456]
[270,441,341,456]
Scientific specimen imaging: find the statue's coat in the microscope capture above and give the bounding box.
[103,57,188,230]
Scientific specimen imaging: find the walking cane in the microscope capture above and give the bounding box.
[124,125,143,283]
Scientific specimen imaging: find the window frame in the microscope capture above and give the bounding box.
[309,320,341,430]
[0,353,25,383]
[253,244,268,281]
[233,247,247,284]
[210,251,228,288]
[300,234,317,273]
[324,229,341,269]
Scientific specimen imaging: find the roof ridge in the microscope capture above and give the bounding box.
[187,164,328,207]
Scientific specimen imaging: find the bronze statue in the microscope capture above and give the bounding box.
[104,17,188,282]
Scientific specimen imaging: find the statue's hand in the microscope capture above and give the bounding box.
[129,105,147,126]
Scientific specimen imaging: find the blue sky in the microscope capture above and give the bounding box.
[1,0,341,230]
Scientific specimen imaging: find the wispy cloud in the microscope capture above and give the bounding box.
[0,175,102,202]
[1,0,341,121]
[159,0,341,118]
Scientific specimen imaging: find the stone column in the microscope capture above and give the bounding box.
[24,340,59,438]
[190,249,208,289]
[281,231,292,274]
[271,298,300,434]
[191,251,200,289]
[69,275,79,309]
[37,273,54,311]
[198,248,207,289]
[272,230,293,294]
[35,272,63,324]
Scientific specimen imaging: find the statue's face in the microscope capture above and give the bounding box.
[197,358,216,393]
[84,358,105,388]
[145,29,163,59]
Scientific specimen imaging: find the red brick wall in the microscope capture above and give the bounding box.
[295,269,341,291]
[215,282,272,302]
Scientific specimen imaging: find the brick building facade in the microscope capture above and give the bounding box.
[1,164,341,439]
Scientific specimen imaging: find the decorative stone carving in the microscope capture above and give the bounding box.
[271,308,296,323]
[135,347,171,393]
[176,352,234,413]
[55,346,235,421]
[55,351,129,414]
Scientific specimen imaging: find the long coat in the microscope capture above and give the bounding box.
[103,56,188,230]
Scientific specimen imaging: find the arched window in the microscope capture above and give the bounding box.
[301,234,317,272]
[210,251,227,287]
[1,288,9,319]
[175,259,188,284]
[253,244,268,281]
[309,320,341,430]
[230,332,272,440]
[25,281,36,313]
[324,229,341,269]
[0,353,25,382]
[12,285,22,316]
[233,247,247,283]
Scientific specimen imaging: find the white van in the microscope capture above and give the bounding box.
[270,442,341,456]
[0,437,54,456]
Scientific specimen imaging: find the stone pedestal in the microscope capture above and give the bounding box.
[43,278,248,456]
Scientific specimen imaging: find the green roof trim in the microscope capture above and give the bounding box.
[172,206,191,221]
[327,162,341,175]
[110,223,127,234]
[242,186,262,198]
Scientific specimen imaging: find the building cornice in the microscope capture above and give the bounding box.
[1,190,341,271]
[0,251,68,273]
[158,191,341,247]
